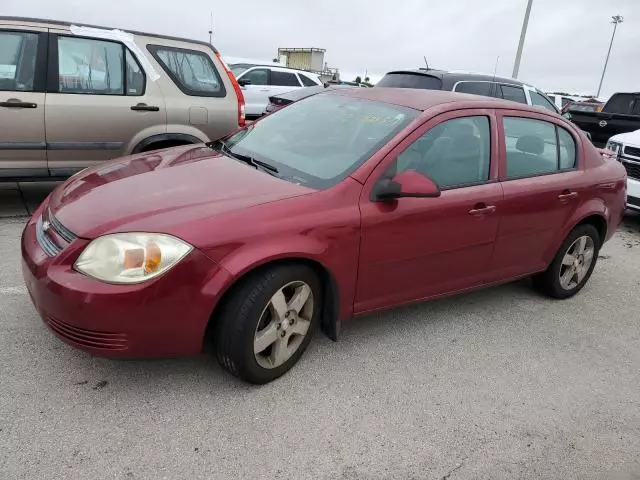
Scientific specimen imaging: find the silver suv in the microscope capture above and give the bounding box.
[0,16,245,181]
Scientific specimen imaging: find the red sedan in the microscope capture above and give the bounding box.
[22,89,627,384]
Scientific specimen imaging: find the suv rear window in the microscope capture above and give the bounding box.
[147,45,225,97]
[376,73,443,90]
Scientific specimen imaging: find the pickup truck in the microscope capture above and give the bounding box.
[605,129,640,211]
[568,92,640,147]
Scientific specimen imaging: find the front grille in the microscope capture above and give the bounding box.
[624,146,640,158]
[621,159,640,181]
[35,209,77,257]
[46,316,129,351]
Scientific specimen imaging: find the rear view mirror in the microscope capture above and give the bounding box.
[374,170,441,201]
[238,78,252,87]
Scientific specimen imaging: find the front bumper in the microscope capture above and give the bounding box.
[21,201,231,358]
[627,177,640,211]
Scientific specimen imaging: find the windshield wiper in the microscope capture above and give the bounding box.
[207,139,279,175]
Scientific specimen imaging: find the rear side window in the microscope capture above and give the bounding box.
[530,91,558,112]
[148,45,225,97]
[503,117,576,178]
[499,84,527,104]
[453,81,492,97]
[271,71,301,87]
[56,36,145,96]
[0,31,39,92]
[299,74,318,87]
[376,73,443,90]
[603,93,639,114]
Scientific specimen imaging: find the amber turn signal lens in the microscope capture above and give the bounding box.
[144,241,162,274]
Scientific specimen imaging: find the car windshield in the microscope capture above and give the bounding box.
[224,94,418,188]
[229,63,253,77]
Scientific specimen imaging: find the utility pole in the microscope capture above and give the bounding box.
[208,12,213,44]
[597,15,623,98]
[512,0,533,79]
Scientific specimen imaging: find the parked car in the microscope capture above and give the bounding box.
[546,93,580,111]
[22,89,626,384]
[0,16,244,182]
[605,129,640,211]
[229,63,322,119]
[264,84,353,115]
[562,101,603,115]
[376,68,559,113]
[568,92,640,147]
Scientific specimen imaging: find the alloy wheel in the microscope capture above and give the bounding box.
[558,235,595,291]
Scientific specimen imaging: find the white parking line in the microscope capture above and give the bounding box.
[0,286,27,295]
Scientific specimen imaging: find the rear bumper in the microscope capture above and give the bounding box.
[21,201,231,358]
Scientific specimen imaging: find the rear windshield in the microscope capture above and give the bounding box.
[376,73,443,90]
[604,93,640,114]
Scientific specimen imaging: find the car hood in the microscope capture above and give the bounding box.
[49,145,314,240]
[609,128,640,146]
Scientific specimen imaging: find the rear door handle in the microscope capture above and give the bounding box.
[468,204,496,216]
[0,99,37,108]
[558,191,578,201]
[130,103,159,112]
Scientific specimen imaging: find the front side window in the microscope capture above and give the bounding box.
[499,84,527,104]
[530,91,558,112]
[58,36,124,94]
[148,45,224,97]
[0,31,39,92]
[271,71,301,87]
[223,94,418,189]
[454,81,492,97]
[503,117,576,178]
[242,68,269,86]
[393,116,491,189]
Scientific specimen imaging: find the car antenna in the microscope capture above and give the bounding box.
[423,56,429,70]
[493,56,499,82]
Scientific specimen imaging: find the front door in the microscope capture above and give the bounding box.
[490,111,583,280]
[0,26,48,178]
[238,67,271,117]
[356,110,503,313]
[44,31,166,175]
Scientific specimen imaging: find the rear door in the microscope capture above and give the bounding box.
[490,110,583,280]
[0,25,48,178]
[269,69,303,96]
[44,30,166,175]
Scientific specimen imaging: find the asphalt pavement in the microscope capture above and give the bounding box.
[1,183,639,480]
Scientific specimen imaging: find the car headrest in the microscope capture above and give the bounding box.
[516,135,544,155]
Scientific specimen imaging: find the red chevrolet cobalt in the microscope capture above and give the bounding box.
[22,89,627,384]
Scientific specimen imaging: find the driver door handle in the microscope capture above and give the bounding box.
[468,203,496,216]
[0,98,37,108]
[557,190,578,202]
[130,103,159,112]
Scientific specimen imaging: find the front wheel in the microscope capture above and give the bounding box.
[215,264,321,384]
[533,224,600,299]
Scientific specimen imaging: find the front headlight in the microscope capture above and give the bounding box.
[74,233,192,284]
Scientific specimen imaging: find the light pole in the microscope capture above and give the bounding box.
[597,15,623,98]
[512,0,533,79]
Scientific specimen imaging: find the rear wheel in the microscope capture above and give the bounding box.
[215,264,321,384]
[533,224,600,299]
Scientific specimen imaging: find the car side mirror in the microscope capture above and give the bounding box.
[238,78,252,87]
[374,170,441,201]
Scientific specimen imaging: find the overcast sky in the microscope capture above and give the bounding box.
[5,0,638,98]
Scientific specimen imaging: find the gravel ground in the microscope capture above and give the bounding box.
[1,183,639,480]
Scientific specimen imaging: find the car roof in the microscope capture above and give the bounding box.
[326,87,555,114]
[384,68,532,87]
[0,16,216,50]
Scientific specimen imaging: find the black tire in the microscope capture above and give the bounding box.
[214,263,322,384]
[533,224,600,299]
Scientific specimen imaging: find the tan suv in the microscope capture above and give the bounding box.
[0,16,245,181]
